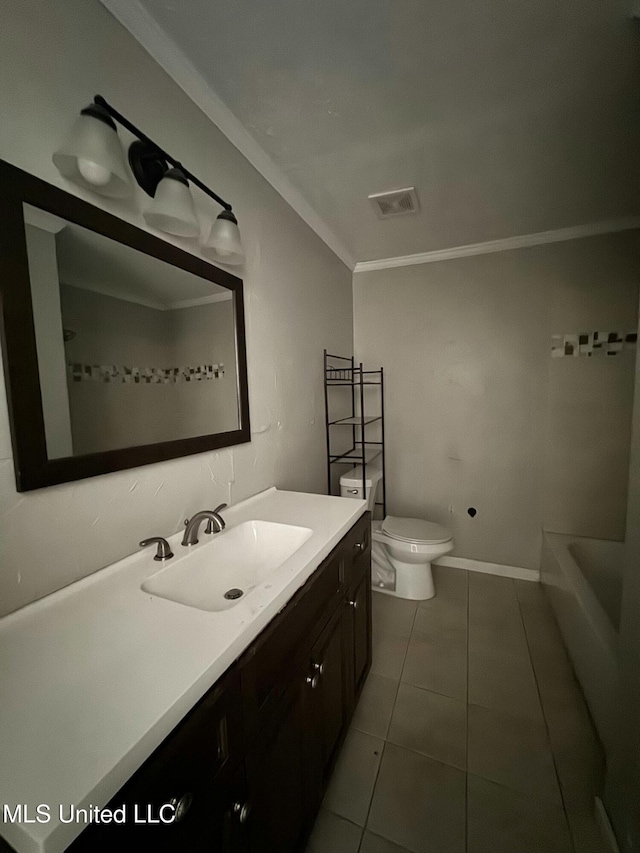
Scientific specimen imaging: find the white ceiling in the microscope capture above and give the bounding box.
[124,0,638,264]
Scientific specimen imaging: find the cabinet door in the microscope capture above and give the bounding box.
[311,605,348,788]
[244,665,317,853]
[240,551,341,734]
[349,570,372,698]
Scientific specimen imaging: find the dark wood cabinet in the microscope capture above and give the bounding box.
[350,570,372,697]
[244,663,312,853]
[43,512,372,853]
[312,605,348,784]
[243,572,354,853]
[342,516,373,711]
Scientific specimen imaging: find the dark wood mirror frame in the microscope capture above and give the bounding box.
[0,160,251,492]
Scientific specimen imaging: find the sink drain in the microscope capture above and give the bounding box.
[224,588,244,600]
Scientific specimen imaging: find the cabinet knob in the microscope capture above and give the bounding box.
[168,792,193,823]
[348,599,358,610]
[312,661,325,676]
[232,801,251,825]
[354,541,365,553]
[306,674,319,689]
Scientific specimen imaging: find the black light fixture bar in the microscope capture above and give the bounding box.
[93,95,232,211]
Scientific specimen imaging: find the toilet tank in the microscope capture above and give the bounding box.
[340,464,383,512]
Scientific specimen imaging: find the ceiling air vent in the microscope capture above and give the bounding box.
[368,187,419,219]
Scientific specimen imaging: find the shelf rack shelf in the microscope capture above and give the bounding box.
[328,415,381,426]
[323,350,386,517]
[329,446,383,465]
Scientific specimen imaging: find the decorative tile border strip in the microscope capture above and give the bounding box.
[551,332,637,358]
[68,363,225,383]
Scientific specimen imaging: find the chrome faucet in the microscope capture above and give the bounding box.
[182,504,227,546]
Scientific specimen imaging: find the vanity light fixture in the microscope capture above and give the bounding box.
[52,102,132,198]
[53,95,245,264]
[203,211,245,266]
[143,168,199,238]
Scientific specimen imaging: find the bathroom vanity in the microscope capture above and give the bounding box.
[0,489,370,853]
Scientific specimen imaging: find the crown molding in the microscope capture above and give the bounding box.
[98,0,355,270]
[169,292,232,310]
[353,217,640,273]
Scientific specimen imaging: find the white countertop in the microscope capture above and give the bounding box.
[0,488,366,853]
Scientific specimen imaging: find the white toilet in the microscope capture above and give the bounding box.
[339,465,454,600]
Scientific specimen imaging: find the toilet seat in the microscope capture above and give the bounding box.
[381,516,452,545]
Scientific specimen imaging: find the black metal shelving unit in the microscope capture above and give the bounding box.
[323,350,386,517]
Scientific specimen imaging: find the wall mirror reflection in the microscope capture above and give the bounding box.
[0,161,250,491]
[25,204,241,457]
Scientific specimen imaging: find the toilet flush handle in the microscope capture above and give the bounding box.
[347,489,359,494]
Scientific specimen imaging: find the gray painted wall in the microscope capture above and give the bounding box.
[354,232,639,570]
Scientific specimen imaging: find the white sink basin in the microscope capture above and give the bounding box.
[141,520,313,612]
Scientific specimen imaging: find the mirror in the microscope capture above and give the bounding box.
[0,162,250,491]
[24,205,241,458]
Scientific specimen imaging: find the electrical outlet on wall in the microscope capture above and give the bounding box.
[448,504,454,514]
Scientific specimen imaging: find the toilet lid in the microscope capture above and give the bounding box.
[381,516,452,544]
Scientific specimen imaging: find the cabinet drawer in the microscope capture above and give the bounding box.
[240,550,341,730]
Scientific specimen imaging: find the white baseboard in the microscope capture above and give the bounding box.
[434,554,540,582]
[595,797,621,853]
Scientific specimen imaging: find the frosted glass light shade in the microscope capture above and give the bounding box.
[202,211,245,265]
[143,169,200,238]
[52,105,132,198]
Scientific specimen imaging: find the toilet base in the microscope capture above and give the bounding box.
[371,553,436,601]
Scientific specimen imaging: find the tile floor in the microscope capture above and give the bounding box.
[306,567,607,853]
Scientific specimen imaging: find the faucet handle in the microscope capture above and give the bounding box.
[205,504,228,534]
[140,537,174,561]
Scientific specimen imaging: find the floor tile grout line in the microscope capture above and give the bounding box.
[359,829,414,853]
[382,734,467,774]
[357,737,386,851]
[374,736,470,775]
[397,679,467,704]
[388,601,419,718]
[515,587,578,853]
[466,768,573,809]
[320,808,366,849]
[357,599,420,850]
